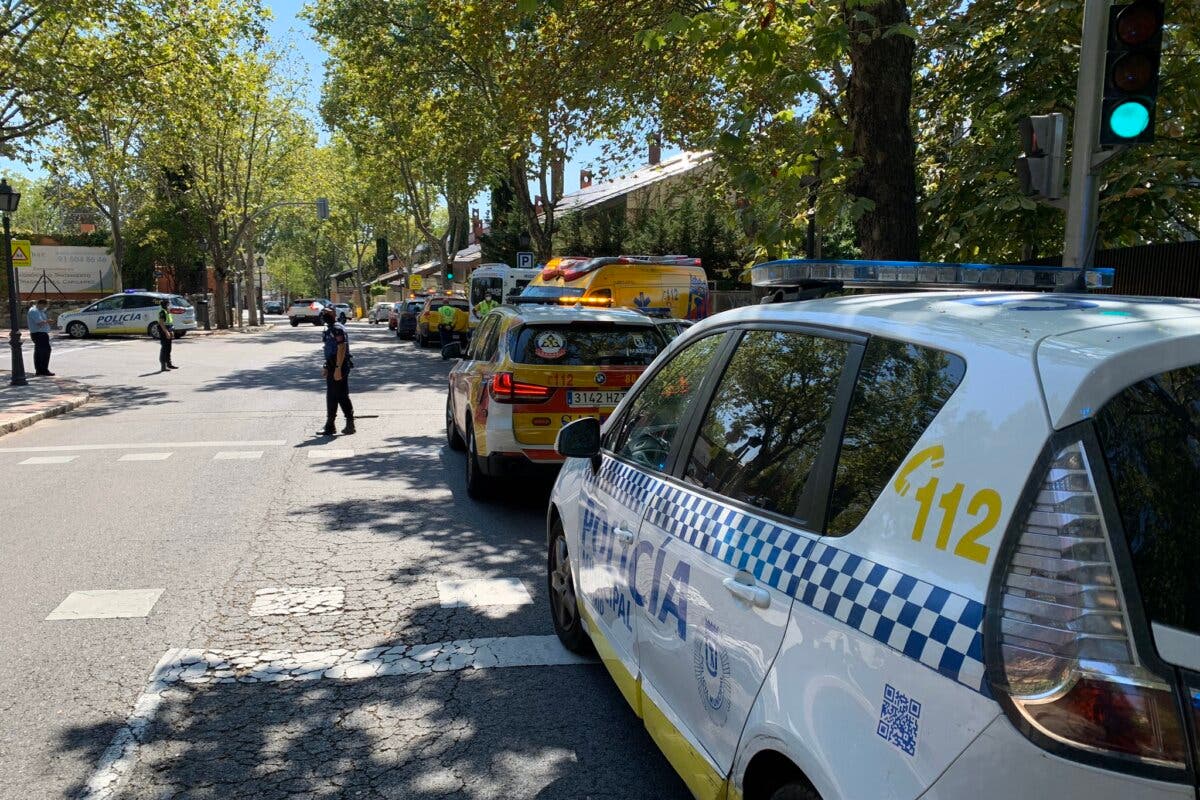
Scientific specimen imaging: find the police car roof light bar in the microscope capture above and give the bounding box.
[751,259,1115,292]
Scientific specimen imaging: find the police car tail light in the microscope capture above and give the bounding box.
[490,372,551,403]
[992,442,1187,768]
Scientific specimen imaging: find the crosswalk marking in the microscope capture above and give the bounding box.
[307,449,354,460]
[250,586,345,616]
[20,455,77,465]
[45,589,164,620]
[437,578,534,609]
[213,451,263,460]
[118,452,172,462]
[0,440,287,454]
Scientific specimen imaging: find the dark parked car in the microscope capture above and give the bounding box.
[263,300,284,315]
[396,299,424,339]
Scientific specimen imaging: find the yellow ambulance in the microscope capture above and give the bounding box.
[520,255,710,320]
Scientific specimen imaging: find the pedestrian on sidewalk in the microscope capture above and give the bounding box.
[157,299,178,372]
[318,305,355,436]
[27,299,54,376]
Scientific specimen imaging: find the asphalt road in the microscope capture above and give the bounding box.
[0,319,688,800]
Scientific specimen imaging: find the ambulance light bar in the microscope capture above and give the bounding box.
[751,259,1114,291]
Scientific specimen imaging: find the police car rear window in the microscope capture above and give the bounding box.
[1095,364,1200,635]
[825,338,966,535]
[511,324,663,366]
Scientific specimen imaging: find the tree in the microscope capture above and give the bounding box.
[7,176,69,236]
[917,0,1200,261]
[155,53,313,328]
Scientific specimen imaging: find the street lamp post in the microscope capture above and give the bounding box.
[1,178,27,387]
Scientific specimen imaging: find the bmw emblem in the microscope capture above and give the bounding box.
[594,373,607,385]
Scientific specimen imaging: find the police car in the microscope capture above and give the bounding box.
[59,291,198,339]
[546,260,1200,800]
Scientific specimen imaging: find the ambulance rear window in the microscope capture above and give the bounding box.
[1095,364,1200,635]
[512,323,664,366]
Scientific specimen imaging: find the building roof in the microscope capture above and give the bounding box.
[554,150,712,216]
[454,243,481,264]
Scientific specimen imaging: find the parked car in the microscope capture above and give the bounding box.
[59,291,197,339]
[368,302,392,324]
[333,303,352,323]
[395,298,423,339]
[287,298,333,326]
[445,303,667,497]
[415,295,469,347]
[263,300,284,315]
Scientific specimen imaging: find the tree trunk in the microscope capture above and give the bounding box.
[508,156,555,262]
[844,0,920,260]
[244,218,258,326]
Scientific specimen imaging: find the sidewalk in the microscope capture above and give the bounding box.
[187,322,275,337]
[0,373,90,437]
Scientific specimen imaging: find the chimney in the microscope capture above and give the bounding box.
[579,169,593,190]
[648,134,662,166]
[471,207,483,242]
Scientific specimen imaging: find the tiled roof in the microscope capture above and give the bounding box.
[554,151,712,216]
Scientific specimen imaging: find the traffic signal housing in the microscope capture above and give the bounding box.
[315,197,330,220]
[1017,113,1065,200]
[1100,0,1164,146]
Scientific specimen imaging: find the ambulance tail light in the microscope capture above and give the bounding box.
[490,372,551,403]
[989,441,1187,770]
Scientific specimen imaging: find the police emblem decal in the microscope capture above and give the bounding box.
[693,619,731,726]
[594,372,607,385]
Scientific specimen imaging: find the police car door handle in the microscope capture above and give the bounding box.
[723,574,771,609]
[614,526,635,544]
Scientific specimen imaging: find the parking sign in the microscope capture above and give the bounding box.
[517,251,535,270]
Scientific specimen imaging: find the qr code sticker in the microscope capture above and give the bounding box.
[877,683,921,756]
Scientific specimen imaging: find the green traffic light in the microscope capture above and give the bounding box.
[1109,100,1150,139]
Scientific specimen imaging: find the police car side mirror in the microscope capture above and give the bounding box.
[556,417,601,459]
[441,342,462,360]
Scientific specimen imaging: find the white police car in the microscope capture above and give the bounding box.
[59,291,198,339]
[547,260,1200,800]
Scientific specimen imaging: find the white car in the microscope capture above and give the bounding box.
[368,302,391,324]
[287,298,333,326]
[546,262,1200,800]
[333,303,352,323]
[59,291,197,339]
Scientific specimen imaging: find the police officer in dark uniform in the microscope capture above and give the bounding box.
[157,299,177,372]
[319,306,354,435]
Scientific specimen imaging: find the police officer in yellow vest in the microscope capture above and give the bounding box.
[474,292,499,319]
[157,298,177,372]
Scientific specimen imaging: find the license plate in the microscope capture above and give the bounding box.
[566,390,625,408]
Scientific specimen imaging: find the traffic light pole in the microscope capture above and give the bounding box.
[1062,0,1109,270]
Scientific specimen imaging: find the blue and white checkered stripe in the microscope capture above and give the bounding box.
[594,457,662,513]
[612,460,988,694]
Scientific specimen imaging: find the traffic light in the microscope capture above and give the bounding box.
[1017,113,1066,200]
[1100,0,1164,146]
[445,268,455,282]
[315,197,330,220]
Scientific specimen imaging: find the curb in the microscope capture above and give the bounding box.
[0,377,91,438]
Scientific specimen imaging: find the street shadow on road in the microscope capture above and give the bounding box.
[64,383,175,418]
[56,661,689,800]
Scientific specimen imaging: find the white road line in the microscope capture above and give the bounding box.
[437,578,534,609]
[250,586,344,616]
[307,449,354,460]
[117,452,172,462]
[19,455,77,465]
[80,636,591,798]
[213,451,263,460]
[79,648,181,800]
[0,440,286,454]
[45,589,164,620]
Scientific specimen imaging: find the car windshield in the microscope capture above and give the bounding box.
[512,323,664,366]
[471,276,503,306]
[1095,363,1200,635]
[520,285,585,299]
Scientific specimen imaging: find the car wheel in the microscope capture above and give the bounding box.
[769,783,820,800]
[174,330,186,339]
[416,329,425,347]
[446,396,466,451]
[548,519,592,653]
[66,321,89,339]
[290,318,299,327]
[148,323,160,339]
[464,420,490,499]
